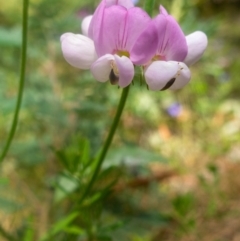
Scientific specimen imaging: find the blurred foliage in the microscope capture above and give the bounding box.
[1,0,240,240]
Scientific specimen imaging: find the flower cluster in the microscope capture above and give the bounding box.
[60,0,207,91]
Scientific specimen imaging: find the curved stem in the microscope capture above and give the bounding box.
[80,85,130,202]
[0,0,29,163]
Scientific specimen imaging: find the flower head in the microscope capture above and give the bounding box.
[131,6,207,91]
[61,0,153,87]
[89,0,152,87]
[60,2,207,90]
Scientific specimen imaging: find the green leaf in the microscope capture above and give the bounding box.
[63,225,85,235]
[54,173,80,202]
[55,136,92,174]
[40,212,79,241]
[105,146,167,168]
[93,166,122,191]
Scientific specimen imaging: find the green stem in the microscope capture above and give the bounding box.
[80,85,130,202]
[144,0,155,16]
[0,0,29,163]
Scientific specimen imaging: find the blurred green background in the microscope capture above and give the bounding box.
[1,0,240,240]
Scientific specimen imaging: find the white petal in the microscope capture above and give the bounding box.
[184,31,208,66]
[169,62,191,90]
[114,55,134,88]
[60,33,97,69]
[144,61,178,91]
[81,15,93,37]
[90,54,114,82]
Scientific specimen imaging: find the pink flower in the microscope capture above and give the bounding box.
[131,6,208,91]
[60,2,207,90]
[61,0,152,88]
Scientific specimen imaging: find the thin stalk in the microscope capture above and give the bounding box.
[80,85,130,202]
[0,0,29,163]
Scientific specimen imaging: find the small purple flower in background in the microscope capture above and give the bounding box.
[167,102,182,118]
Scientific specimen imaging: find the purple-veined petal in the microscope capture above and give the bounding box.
[90,54,114,82]
[154,7,188,61]
[88,0,105,39]
[121,7,151,52]
[159,5,168,16]
[114,55,134,87]
[81,15,93,36]
[93,5,126,56]
[184,31,208,66]
[130,20,158,65]
[60,33,97,69]
[169,62,191,90]
[131,6,188,65]
[144,61,178,91]
[88,0,133,39]
[92,6,151,57]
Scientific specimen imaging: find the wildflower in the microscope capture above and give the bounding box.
[131,6,208,91]
[89,0,152,87]
[61,0,152,88]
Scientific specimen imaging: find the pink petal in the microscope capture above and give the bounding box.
[114,55,134,87]
[130,20,159,65]
[159,5,168,15]
[130,6,188,65]
[81,15,93,37]
[121,7,151,51]
[169,62,191,90]
[92,6,151,57]
[60,33,97,69]
[144,61,178,91]
[184,31,208,66]
[88,0,105,39]
[154,10,188,61]
[88,0,133,39]
[90,54,114,82]
[94,5,126,56]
